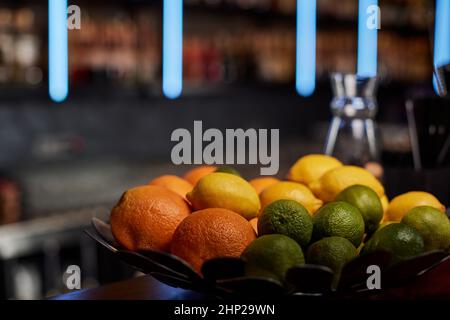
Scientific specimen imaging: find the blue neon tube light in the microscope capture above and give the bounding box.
[49,0,68,102]
[357,0,379,77]
[434,0,450,93]
[163,0,183,99]
[296,0,316,97]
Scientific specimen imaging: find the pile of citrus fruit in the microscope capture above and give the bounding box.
[109,155,450,286]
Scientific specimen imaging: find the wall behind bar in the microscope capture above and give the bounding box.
[0,85,332,169]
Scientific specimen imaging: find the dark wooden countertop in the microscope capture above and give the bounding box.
[50,275,208,300]
[51,257,450,300]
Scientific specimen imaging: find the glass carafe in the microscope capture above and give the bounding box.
[435,62,450,97]
[324,73,380,166]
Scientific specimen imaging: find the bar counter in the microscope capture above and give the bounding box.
[51,256,450,300]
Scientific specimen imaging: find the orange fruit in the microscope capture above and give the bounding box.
[249,177,280,195]
[250,217,258,234]
[183,165,217,186]
[110,185,191,252]
[171,208,256,273]
[149,175,193,199]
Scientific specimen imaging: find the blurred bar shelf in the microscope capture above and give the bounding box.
[0,0,433,97]
[0,206,108,260]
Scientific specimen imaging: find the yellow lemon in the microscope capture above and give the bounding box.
[380,194,389,222]
[309,166,385,203]
[249,217,258,234]
[380,195,389,223]
[380,195,389,213]
[386,191,445,222]
[187,173,260,220]
[288,154,343,186]
[259,181,323,215]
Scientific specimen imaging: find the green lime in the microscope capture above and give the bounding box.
[215,166,242,177]
[401,206,450,251]
[258,199,313,249]
[356,241,365,255]
[361,223,424,264]
[312,201,365,247]
[377,221,395,231]
[336,184,383,234]
[306,236,357,288]
[366,221,395,242]
[241,234,305,283]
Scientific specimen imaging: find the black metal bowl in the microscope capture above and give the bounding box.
[86,218,450,298]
